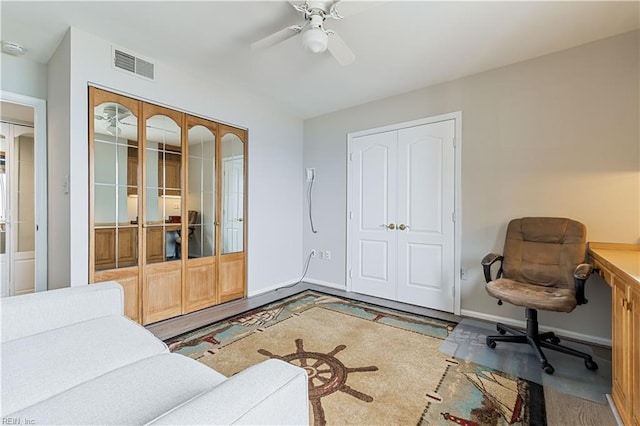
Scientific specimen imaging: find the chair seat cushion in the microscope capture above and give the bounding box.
[486,278,577,312]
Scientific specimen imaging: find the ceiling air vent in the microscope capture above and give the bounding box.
[113,48,155,81]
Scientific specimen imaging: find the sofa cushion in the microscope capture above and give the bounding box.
[8,353,227,425]
[2,315,168,414]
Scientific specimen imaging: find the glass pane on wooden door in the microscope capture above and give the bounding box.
[93,102,138,271]
[145,114,181,263]
[221,133,244,254]
[187,125,215,259]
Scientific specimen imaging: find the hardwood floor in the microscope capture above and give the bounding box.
[146,282,618,426]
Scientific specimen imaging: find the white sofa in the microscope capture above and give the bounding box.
[1,282,309,425]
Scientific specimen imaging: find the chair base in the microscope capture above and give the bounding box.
[485,308,599,375]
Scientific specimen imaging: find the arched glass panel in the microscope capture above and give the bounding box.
[187,125,215,258]
[221,133,243,254]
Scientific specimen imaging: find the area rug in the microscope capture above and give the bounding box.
[168,291,546,425]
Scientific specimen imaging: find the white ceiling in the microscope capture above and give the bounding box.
[2,1,638,119]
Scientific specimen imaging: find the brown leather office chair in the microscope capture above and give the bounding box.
[481,217,597,375]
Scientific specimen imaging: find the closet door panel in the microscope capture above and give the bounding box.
[184,118,218,313]
[349,131,398,301]
[184,256,217,313]
[218,126,246,303]
[396,120,455,312]
[141,104,183,324]
[219,252,244,303]
[143,263,182,324]
[89,87,141,323]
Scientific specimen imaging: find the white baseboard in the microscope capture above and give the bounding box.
[247,278,301,297]
[247,277,346,298]
[461,309,612,347]
[606,394,624,426]
[303,278,346,290]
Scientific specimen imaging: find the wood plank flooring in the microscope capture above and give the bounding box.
[145,282,618,426]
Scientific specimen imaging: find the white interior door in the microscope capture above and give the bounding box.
[0,123,9,297]
[1,123,36,297]
[350,131,398,300]
[222,156,244,253]
[396,121,455,311]
[349,119,456,312]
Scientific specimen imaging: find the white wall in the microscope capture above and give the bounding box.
[0,54,47,99]
[303,30,640,343]
[46,31,71,290]
[47,27,303,294]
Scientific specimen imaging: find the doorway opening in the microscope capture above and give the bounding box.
[0,91,47,296]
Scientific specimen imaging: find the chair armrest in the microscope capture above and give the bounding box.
[574,263,593,280]
[574,263,594,305]
[481,253,504,283]
[149,359,309,425]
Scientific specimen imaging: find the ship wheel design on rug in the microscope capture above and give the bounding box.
[258,338,379,425]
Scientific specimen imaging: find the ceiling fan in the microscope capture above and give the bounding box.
[251,0,356,66]
[96,105,176,136]
[95,105,135,136]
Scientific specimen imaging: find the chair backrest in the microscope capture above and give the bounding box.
[187,210,199,224]
[502,217,587,289]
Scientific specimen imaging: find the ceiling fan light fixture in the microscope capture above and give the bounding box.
[301,27,328,53]
[106,123,121,136]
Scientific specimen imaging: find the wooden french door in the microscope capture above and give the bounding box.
[350,120,455,312]
[90,87,248,324]
[89,88,142,322]
[183,116,218,314]
[218,125,246,303]
[141,103,184,324]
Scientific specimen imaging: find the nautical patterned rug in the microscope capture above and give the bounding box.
[168,291,546,426]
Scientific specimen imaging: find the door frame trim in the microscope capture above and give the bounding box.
[346,111,462,315]
[0,90,48,293]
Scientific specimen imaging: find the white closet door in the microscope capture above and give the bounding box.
[396,120,455,311]
[350,131,398,300]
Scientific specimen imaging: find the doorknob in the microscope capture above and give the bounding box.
[398,224,410,231]
[384,223,395,230]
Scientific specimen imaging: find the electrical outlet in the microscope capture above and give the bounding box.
[325,250,331,260]
[311,249,317,258]
[319,250,325,259]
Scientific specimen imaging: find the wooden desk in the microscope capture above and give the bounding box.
[589,243,640,426]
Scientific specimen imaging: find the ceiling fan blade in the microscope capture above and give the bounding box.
[251,25,302,50]
[332,0,382,18]
[327,32,355,66]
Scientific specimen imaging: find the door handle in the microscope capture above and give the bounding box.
[398,224,410,231]
[382,223,395,230]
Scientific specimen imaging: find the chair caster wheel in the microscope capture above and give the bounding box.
[543,364,555,375]
[486,338,496,349]
[585,359,599,371]
[497,326,506,335]
[548,336,560,344]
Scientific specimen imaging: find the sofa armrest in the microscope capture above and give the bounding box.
[149,359,309,425]
[1,281,124,343]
